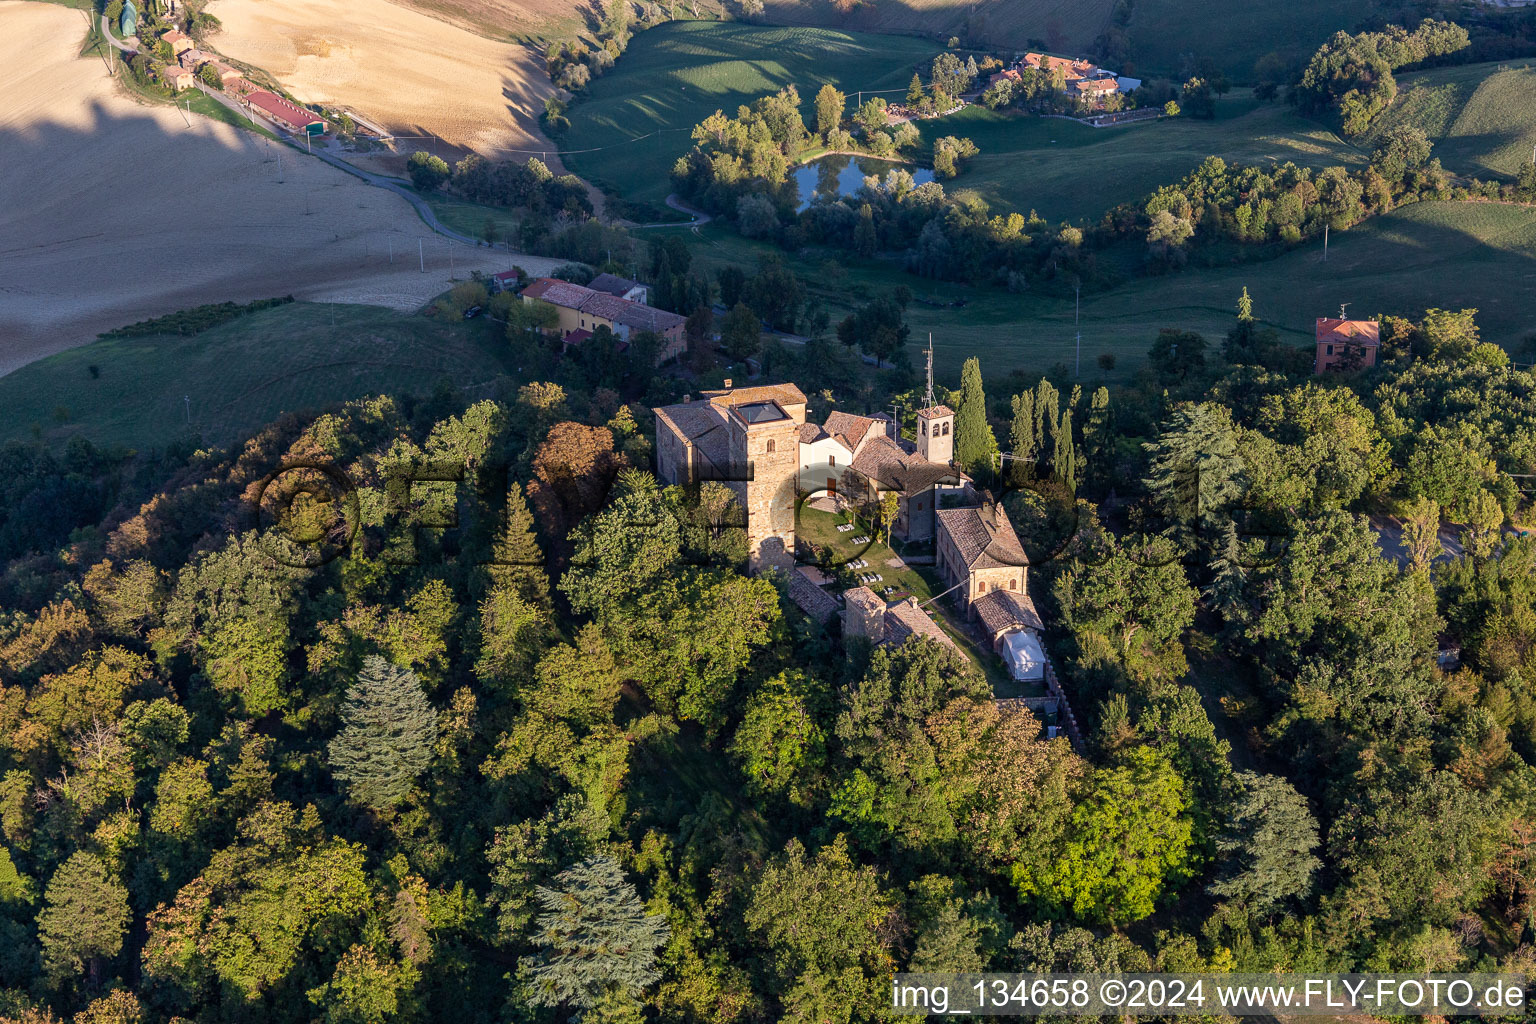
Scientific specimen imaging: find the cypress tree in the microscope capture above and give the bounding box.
[1034,378,1058,455]
[1008,391,1036,483]
[328,656,438,809]
[1054,410,1076,494]
[521,855,671,1012]
[953,357,998,476]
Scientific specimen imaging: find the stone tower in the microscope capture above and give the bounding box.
[725,397,802,572]
[916,406,954,465]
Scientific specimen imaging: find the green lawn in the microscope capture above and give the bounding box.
[687,198,1536,382]
[917,92,1363,224]
[0,303,516,451]
[1361,60,1536,181]
[563,21,941,204]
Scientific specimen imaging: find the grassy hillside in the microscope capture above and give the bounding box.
[761,0,1116,54]
[0,304,514,451]
[562,21,940,204]
[917,91,1363,223]
[680,199,1536,382]
[1123,0,1404,80]
[1362,60,1536,180]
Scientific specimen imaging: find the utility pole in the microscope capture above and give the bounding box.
[1074,282,1081,377]
[1323,223,1329,262]
[418,238,424,273]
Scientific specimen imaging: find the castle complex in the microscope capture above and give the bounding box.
[652,376,1046,681]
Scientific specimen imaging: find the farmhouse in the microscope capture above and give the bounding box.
[246,90,326,134]
[1314,316,1380,373]
[162,65,195,90]
[1011,50,1130,106]
[160,29,193,54]
[519,277,686,360]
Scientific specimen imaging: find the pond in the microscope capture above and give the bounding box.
[793,154,935,211]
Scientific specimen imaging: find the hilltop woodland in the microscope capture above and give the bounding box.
[5,277,1536,1023]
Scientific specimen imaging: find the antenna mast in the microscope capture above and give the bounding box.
[1338,302,1350,320]
[924,334,936,408]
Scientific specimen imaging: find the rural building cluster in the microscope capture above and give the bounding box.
[989,51,1142,105]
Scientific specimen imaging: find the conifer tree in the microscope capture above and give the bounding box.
[520,855,671,1014]
[38,852,129,981]
[1008,391,1036,483]
[954,357,998,476]
[1034,378,1058,456]
[328,656,438,809]
[907,73,925,107]
[1054,411,1077,495]
[492,483,551,608]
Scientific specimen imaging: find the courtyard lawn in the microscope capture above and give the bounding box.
[563,22,940,205]
[797,505,1029,696]
[917,93,1364,224]
[0,302,516,451]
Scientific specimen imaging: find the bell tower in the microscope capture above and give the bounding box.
[915,338,953,465]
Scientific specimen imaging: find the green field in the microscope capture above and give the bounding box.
[682,199,1536,382]
[1362,60,1536,181]
[918,92,1363,223]
[562,21,941,204]
[0,304,514,451]
[1124,0,1401,80]
[763,0,1116,55]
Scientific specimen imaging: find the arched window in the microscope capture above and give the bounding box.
[766,440,775,453]
[942,422,951,436]
[978,581,987,594]
[1009,578,1017,590]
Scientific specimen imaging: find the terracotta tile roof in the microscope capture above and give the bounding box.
[1315,318,1380,347]
[785,571,839,624]
[248,90,324,130]
[843,585,886,615]
[521,277,595,309]
[936,503,1028,570]
[916,405,954,418]
[799,422,829,443]
[702,384,807,409]
[823,411,884,452]
[885,598,960,653]
[587,272,643,297]
[160,29,192,51]
[579,292,685,334]
[654,400,727,443]
[850,435,967,495]
[1024,52,1098,81]
[1074,77,1119,94]
[973,588,1043,636]
[562,329,594,345]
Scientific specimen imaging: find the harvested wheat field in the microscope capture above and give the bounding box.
[0,1,555,376]
[208,0,557,163]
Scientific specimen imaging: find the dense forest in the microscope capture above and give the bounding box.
[2,289,1536,1023]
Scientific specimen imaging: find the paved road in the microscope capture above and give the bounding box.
[634,193,713,230]
[98,13,136,51]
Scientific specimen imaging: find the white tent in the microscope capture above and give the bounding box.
[1000,629,1045,682]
